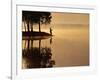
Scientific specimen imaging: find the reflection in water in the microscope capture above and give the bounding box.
[22,25,89,69]
[22,37,55,69]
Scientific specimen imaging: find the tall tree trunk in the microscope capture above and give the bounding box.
[27,21,30,32]
[24,21,26,32]
[39,21,41,32]
[31,23,33,32]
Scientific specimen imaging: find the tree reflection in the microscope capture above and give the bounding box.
[22,38,55,69]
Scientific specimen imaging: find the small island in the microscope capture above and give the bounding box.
[22,11,53,39]
[23,31,52,36]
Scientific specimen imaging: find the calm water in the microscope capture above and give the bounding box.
[22,24,89,69]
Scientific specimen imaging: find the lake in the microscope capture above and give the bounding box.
[22,24,89,69]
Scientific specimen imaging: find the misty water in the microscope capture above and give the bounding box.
[22,24,89,69]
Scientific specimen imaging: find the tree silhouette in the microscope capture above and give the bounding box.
[22,11,52,32]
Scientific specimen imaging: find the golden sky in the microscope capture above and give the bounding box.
[51,12,89,25]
